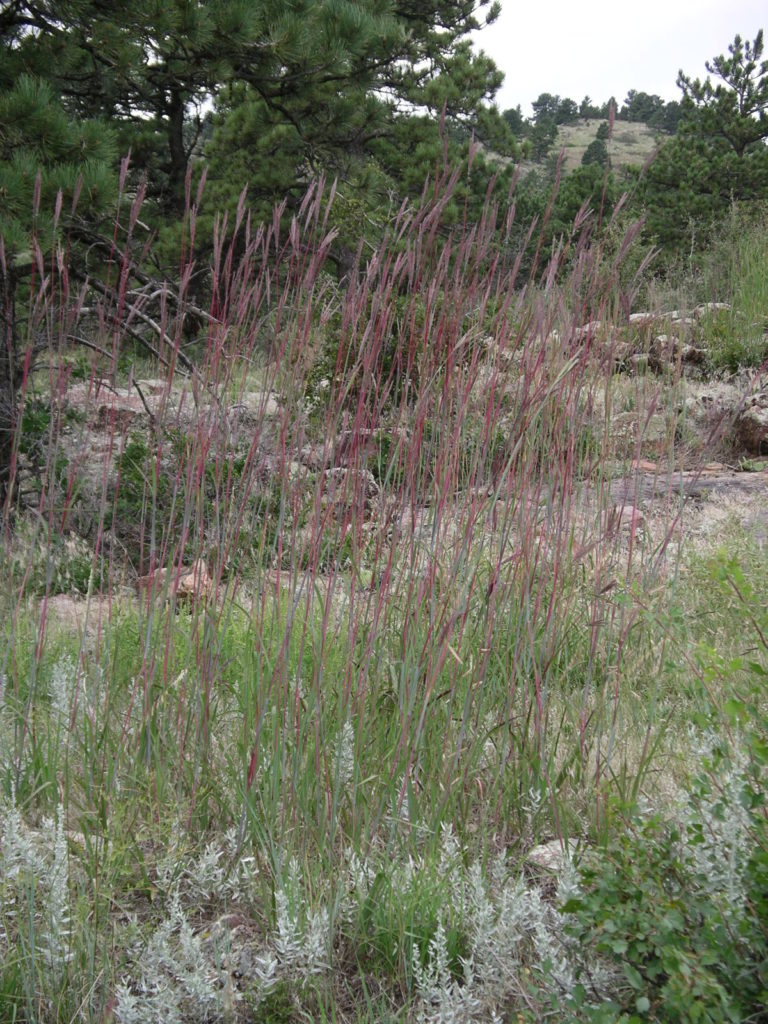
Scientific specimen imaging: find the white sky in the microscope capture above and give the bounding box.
[474,0,767,116]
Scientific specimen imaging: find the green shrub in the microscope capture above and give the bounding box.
[562,556,768,1022]
[563,808,767,1022]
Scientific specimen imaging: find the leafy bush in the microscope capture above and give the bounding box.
[564,804,767,1021]
[562,556,768,1023]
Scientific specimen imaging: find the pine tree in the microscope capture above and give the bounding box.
[3,2,515,225]
[5,3,402,207]
[0,74,116,255]
[0,70,116,505]
[642,30,768,251]
[582,138,608,168]
[204,1,517,249]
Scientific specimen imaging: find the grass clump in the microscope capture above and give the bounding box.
[675,204,768,371]
[2,164,767,1021]
[700,307,768,374]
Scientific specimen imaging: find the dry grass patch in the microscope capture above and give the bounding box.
[555,119,660,172]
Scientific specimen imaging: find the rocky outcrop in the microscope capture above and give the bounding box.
[136,558,215,607]
[576,304,730,374]
[609,463,768,505]
[735,392,768,454]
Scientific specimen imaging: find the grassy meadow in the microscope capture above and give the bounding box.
[1,172,768,1023]
[556,120,659,173]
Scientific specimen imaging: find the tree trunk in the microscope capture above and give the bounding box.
[167,86,188,214]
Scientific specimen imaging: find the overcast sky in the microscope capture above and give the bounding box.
[474,0,767,116]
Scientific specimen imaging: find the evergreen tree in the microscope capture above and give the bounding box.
[204,1,518,249]
[582,138,608,168]
[502,104,526,135]
[647,100,682,134]
[642,30,768,251]
[0,74,116,255]
[2,1,516,245]
[531,93,560,123]
[579,96,601,119]
[529,118,558,162]
[557,97,579,125]
[0,1,516,503]
[2,1,409,213]
[596,121,611,142]
[0,71,116,505]
[621,90,665,123]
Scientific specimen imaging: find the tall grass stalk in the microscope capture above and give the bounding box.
[0,161,689,1019]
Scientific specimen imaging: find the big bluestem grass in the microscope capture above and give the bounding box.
[0,158,731,1019]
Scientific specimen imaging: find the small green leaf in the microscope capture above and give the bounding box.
[662,909,684,931]
[723,698,746,723]
[571,983,586,1007]
[624,963,644,989]
[636,995,650,1013]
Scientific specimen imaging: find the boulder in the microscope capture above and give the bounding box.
[680,343,706,365]
[575,319,603,339]
[694,302,731,318]
[735,393,768,455]
[321,466,381,516]
[137,558,214,607]
[648,333,705,372]
[527,839,570,873]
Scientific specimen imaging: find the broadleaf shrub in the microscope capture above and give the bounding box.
[561,557,768,1023]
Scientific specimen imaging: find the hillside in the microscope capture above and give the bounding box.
[555,117,662,172]
[507,118,664,180]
